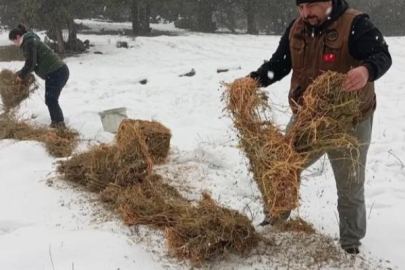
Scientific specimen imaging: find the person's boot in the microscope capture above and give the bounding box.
[259,211,291,226]
[50,121,66,129]
[344,247,360,255]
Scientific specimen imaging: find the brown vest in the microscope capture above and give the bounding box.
[289,8,375,120]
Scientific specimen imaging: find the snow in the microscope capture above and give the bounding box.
[268,71,275,79]
[0,22,404,270]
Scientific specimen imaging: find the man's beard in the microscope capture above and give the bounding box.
[304,15,321,26]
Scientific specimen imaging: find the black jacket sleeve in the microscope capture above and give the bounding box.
[17,39,37,80]
[349,15,392,81]
[249,20,295,87]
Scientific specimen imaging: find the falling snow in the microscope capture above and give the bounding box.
[267,71,274,79]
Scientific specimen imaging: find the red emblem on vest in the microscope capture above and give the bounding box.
[323,53,336,62]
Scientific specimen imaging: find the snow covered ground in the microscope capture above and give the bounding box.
[0,21,404,270]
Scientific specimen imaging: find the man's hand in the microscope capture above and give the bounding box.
[342,66,370,92]
[16,76,23,83]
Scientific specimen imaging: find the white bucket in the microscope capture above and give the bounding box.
[98,107,128,133]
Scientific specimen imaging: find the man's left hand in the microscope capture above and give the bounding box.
[342,66,370,92]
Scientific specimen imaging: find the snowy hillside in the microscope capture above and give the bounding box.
[0,21,404,270]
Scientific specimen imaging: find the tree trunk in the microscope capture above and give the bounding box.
[52,24,65,54]
[246,0,258,34]
[66,17,86,53]
[197,0,216,33]
[131,0,152,36]
[68,17,77,44]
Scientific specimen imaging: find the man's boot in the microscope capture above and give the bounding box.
[259,211,291,226]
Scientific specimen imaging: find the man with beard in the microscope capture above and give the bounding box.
[248,0,392,255]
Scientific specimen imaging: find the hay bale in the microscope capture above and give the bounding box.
[117,119,171,164]
[0,69,36,112]
[166,193,259,266]
[0,114,78,157]
[58,127,153,191]
[224,78,304,217]
[286,71,361,158]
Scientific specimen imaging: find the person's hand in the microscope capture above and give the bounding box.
[16,76,23,83]
[342,66,370,92]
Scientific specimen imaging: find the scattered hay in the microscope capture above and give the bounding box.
[58,118,260,265]
[224,78,303,217]
[58,126,153,191]
[166,192,259,266]
[100,173,260,266]
[100,175,260,265]
[101,174,187,228]
[103,182,260,266]
[101,175,260,258]
[41,128,79,157]
[0,69,37,112]
[274,217,316,234]
[0,114,78,157]
[117,119,171,164]
[286,71,361,158]
[0,115,47,140]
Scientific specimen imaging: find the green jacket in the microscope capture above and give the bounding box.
[18,32,65,80]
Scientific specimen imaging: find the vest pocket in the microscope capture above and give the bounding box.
[290,40,305,69]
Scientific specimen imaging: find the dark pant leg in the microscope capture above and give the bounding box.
[45,65,69,123]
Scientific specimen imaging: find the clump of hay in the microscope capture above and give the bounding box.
[117,119,171,164]
[224,72,361,218]
[41,128,79,157]
[103,179,259,266]
[101,174,187,228]
[58,125,153,191]
[0,114,78,157]
[166,192,259,266]
[224,78,304,217]
[0,69,37,112]
[274,217,316,234]
[286,71,361,158]
[101,175,260,266]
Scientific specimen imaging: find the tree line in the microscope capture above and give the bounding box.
[1,0,404,53]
